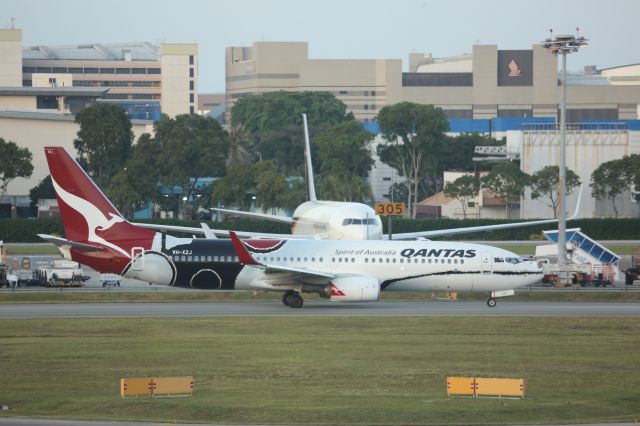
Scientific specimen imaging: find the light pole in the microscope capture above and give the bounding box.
[542,30,587,280]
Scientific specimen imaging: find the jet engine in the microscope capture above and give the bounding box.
[328,276,380,302]
[124,251,175,286]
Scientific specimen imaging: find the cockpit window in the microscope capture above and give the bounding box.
[342,218,378,226]
[505,257,521,264]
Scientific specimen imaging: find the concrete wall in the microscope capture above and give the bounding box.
[0,29,22,87]
[0,113,153,196]
[0,95,37,110]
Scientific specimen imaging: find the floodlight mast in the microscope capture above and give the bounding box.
[542,30,588,279]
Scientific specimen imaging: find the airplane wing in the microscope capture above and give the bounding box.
[131,222,316,240]
[229,231,336,283]
[390,185,584,240]
[211,207,294,224]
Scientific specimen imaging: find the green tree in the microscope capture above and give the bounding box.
[253,126,307,173]
[279,179,308,212]
[154,114,229,219]
[227,125,256,167]
[318,174,373,203]
[481,162,531,218]
[591,158,630,218]
[530,165,582,218]
[231,91,351,133]
[314,120,374,178]
[388,182,410,205]
[376,102,449,217]
[254,161,289,214]
[74,103,133,189]
[29,174,55,208]
[106,170,139,217]
[211,163,256,211]
[0,138,33,198]
[444,175,477,219]
[123,133,163,206]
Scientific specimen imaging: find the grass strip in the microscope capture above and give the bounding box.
[1,289,640,304]
[0,317,638,424]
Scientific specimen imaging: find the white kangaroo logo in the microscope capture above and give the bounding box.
[52,177,130,258]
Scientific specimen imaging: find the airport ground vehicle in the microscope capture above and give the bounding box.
[35,260,90,287]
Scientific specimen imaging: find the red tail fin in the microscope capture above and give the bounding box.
[44,147,155,260]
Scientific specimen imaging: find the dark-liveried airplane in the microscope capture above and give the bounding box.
[39,147,543,308]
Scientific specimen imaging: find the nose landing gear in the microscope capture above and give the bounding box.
[282,290,304,308]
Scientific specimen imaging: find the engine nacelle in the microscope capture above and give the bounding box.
[329,276,380,302]
[124,252,175,286]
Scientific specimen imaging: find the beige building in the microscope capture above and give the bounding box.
[225,41,640,123]
[0,110,153,197]
[226,42,402,122]
[0,29,22,87]
[22,39,198,118]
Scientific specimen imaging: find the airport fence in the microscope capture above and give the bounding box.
[0,217,639,242]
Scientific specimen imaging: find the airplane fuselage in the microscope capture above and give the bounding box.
[105,235,543,296]
[292,200,383,240]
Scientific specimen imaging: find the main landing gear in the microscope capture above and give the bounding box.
[486,297,497,308]
[282,291,304,308]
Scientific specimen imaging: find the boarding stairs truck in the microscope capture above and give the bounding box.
[535,228,620,287]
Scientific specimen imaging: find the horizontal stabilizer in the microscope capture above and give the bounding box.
[37,234,103,252]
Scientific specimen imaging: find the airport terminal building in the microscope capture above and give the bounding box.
[0,29,197,214]
[225,41,640,123]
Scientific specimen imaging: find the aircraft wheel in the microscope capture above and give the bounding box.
[288,293,304,309]
[282,291,294,306]
[487,297,497,308]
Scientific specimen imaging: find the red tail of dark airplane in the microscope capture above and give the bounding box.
[43,147,156,273]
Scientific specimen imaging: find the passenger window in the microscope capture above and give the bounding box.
[332,258,335,262]
[227,256,232,262]
[319,257,323,262]
[392,258,396,263]
[214,256,218,261]
[234,256,239,262]
[187,256,192,262]
[371,258,375,263]
[448,259,452,264]
[400,258,404,263]
[207,256,212,261]
[365,258,369,263]
[338,258,342,263]
[312,257,315,262]
[304,257,308,262]
[461,259,465,264]
[351,258,355,263]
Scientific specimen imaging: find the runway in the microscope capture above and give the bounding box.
[1,301,640,318]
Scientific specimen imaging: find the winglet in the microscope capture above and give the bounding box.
[228,231,259,265]
[567,184,583,221]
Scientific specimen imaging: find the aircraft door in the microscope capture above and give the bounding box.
[131,247,145,271]
[481,252,492,274]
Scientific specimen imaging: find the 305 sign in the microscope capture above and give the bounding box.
[375,202,405,216]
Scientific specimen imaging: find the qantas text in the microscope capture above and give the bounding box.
[400,248,477,258]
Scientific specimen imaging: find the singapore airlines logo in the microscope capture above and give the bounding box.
[51,177,130,258]
[508,60,522,77]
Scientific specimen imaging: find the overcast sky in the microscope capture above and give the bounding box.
[3,0,638,92]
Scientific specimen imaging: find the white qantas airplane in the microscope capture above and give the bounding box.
[135,113,580,241]
[39,146,543,308]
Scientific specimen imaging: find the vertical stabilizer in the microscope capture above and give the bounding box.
[302,113,317,202]
[43,147,154,258]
